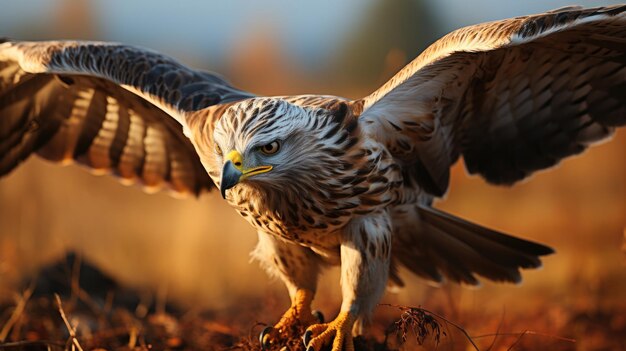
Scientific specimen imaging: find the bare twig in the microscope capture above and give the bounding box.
[381,303,480,351]
[128,326,138,348]
[69,254,82,306]
[0,282,34,342]
[416,308,480,351]
[382,303,578,351]
[54,294,84,351]
[507,330,528,351]
[485,308,505,351]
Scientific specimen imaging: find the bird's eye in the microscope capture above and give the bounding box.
[215,144,223,156]
[259,141,280,155]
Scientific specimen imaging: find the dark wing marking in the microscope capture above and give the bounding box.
[358,5,626,196]
[0,39,253,195]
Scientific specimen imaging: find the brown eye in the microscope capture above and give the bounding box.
[259,141,280,155]
[215,144,222,156]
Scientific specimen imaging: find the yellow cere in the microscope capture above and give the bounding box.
[225,149,273,179]
[226,150,244,170]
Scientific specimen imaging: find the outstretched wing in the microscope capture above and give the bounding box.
[0,39,253,195]
[358,5,626,196]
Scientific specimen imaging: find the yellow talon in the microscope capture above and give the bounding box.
[303,311,356,351]
[261,289,318,349]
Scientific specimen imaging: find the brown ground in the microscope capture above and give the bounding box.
[1,253,625,351]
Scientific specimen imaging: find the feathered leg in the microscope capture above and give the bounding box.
[252,231,324,349]
[304,211,391,351]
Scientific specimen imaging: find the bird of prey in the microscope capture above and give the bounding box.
[1,5,625,351]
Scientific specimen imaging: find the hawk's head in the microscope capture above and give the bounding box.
[210,97,357,200]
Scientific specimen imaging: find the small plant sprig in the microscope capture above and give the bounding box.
[381,303,480,351]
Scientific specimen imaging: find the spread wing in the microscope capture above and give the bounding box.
[358,5,626,196]
[0,39,253,195]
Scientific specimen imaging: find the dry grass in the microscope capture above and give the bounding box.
[0,292,613,351]
[1,254,624,351]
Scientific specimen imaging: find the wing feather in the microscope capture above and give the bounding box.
[0,39,253,195]
[359,5,626,194]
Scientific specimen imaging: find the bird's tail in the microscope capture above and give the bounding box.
[391,205,554,287]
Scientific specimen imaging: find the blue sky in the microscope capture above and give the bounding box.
[1,0,620,61]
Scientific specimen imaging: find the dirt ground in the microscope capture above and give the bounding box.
[1,253,625,351]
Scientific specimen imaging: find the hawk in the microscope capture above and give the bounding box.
[1,5,625,351]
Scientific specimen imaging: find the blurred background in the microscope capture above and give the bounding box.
[0,0,624,346]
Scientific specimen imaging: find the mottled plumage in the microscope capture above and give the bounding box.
[1,5,625,351]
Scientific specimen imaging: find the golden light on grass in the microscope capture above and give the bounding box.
[0,2,625,350]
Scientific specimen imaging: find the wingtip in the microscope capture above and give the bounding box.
[537,244,556,256]
[514,238,556,257]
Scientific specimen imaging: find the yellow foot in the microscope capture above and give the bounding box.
[260,289,322,350]
[303,311,356,351]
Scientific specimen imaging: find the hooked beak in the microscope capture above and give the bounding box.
[220,160,243,199]
[219,150,273,199]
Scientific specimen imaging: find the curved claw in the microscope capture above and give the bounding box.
[312,310,325,324]
[303,312,356,351]
[259,326,275,350]
[303,329,313,347]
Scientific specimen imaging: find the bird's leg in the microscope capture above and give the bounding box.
[261,288,324,349]
[303,213,392,351]
[273,289,320,331]
[261,288,321,344]
[253,231,323,349]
